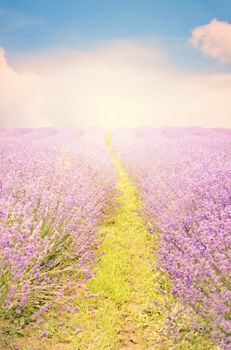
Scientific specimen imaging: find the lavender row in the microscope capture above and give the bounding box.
[112,127,231,349]
[0,127,116,323]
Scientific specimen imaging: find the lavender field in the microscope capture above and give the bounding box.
[0,127,230,350]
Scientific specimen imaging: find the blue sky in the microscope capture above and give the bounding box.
[0,0,231,71]
[1,1,231,41]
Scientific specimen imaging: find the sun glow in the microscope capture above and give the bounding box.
[0,42,231,128]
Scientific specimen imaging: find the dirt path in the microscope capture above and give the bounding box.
[58,134,176,349]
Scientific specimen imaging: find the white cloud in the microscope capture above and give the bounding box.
[190,19,231,63]
[0,48,50,127]
[0,41,231,128]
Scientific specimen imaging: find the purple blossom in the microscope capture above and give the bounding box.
[0,128,117,324]
[112,126,231,348]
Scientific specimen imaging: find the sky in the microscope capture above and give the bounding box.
[0,0,231,128]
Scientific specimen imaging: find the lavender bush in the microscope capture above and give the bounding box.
[112,127,231,349]
[0,127,116,326]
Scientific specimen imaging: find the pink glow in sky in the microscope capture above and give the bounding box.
[0,39,231,128]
